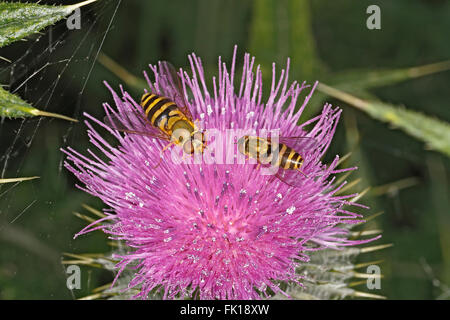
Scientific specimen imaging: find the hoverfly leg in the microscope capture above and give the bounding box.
[153,156,163,169]
[296,168,309,179]
[153,142,176,168]
[161,141,176,154]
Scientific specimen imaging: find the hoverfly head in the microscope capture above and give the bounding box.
[172,123,192,146]
[237,136,249,156]
[182,140,195,155]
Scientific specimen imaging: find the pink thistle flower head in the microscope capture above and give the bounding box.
[63,47,379,299]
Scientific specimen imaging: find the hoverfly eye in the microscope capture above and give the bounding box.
[183,141,194,154]
[172,128,190,145]
[237,137,246,155]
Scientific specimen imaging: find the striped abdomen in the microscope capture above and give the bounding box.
[238,136,304,170]
[140,92,193,136]
[276,143,304,170]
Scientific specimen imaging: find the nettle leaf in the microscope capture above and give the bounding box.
[318,83,450,157]
[0,0,97,48]
[0,86,77,122]
[0,176,39,184]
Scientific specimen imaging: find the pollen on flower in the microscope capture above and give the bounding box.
[125,192,136,199]
[63,46,379,300]
[286,206,296,215]
[207,105,213,116]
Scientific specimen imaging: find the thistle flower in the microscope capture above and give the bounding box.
[63,47,379,300]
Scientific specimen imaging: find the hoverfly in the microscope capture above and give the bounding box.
[237,135,317,186]
[104,61,206,162]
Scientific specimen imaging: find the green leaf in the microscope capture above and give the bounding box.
[0,0,97,48]
[329,60,450,91]
[0,86,77,122]
[0,176,39,184]
[318,83,450,157]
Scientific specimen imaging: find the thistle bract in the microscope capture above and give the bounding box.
[63,48,379,299]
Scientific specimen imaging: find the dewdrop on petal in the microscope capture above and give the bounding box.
[63,47,380,300]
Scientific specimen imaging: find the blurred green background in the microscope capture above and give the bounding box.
[0,0,449,299]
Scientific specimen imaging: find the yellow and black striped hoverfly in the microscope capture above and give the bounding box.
[237,135,317,186]
[104,61,206,164]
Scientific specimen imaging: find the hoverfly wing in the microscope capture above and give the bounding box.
[265,136,318,188]
[160,61,183,95]
[273,170,306,188]
[159,61,194,121]
[275,136,318,155]
[103,112,145,132]
[103,113,170,141]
